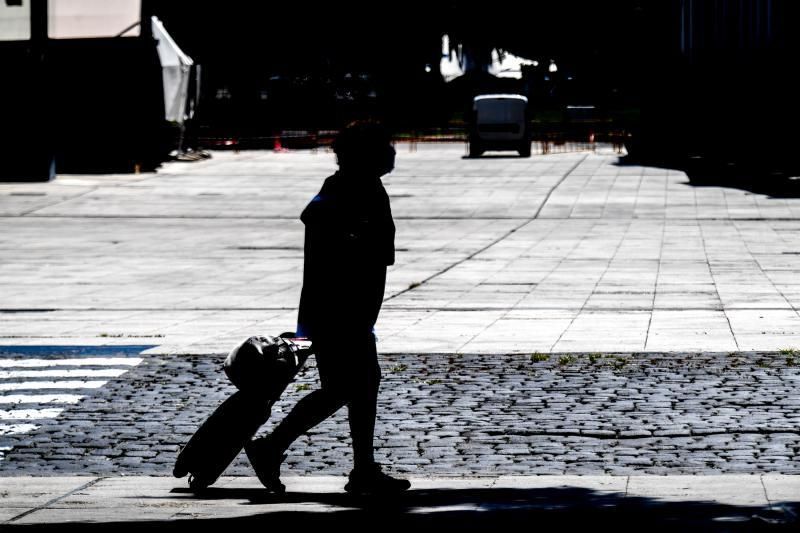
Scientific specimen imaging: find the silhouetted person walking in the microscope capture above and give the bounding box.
[246,121,410,496]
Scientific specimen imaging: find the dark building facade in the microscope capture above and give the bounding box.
[1,0,167,179]
[631,0,800,170]
[3,1,798,179]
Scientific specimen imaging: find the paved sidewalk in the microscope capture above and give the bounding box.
[4,145,800,353]
[1,475,798,530]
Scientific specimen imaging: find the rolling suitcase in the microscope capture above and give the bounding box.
[173,333,312,490]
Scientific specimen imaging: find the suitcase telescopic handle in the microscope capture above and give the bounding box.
[284,337,313,366]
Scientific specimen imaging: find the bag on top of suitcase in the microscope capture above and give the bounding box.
[173,333,312,490]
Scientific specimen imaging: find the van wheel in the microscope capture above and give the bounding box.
[469,142,483,158]
[518,142,531,158]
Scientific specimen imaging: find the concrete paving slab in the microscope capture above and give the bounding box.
[5,148,800,353]
[762,474,800,504]
[0,509,31,523]
[0,476,97,507]
[401,477,494,490]
[493,474,627,493]
[13,507,181,525]
[0,476,99,521]
[626,475,769,507]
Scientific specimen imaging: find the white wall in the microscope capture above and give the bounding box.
[48,0,140,39]
[0,0,31,41]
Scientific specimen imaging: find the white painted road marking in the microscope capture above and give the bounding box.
[0,381,107,391]
[0,349,148,455]
[0,394,84,404]
[0,369,129,379]
[0,357,143,368]
[0,424,40,436]
[0,408,64,420]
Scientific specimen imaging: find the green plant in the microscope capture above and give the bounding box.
[530,353,549,363]
[611,356,628,370]
[779,348,798,356]
[588,353,602,364]
[390,364,408,373]
[426,379,443,385]
[558,355,576,366]
[295,383,311,392]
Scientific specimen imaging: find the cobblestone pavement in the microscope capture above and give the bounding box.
[1,350,798,476]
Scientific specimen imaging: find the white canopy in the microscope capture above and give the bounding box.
[489,49,537,79]
[440,34,537,82]
[152,15,193,124]
[440,34,465,83]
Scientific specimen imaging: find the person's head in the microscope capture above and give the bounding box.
[333,120,395,179]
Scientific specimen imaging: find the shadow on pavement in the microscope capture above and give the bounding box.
[8,486,797,532]
[616,155,800,199]
[682,170,800,200]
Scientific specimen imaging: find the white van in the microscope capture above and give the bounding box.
[469,94,531,157]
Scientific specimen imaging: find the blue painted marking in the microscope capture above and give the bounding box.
[0,346,157,358]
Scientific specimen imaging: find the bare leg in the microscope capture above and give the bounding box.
[264,334,380,468]
[348,341,381,470]
[267,388,346,452]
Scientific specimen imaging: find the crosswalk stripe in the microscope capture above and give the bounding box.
[0,369,128,379]
[0,424,39,436]
[0,408,64,420]
[0,381,107,391]
[0,357,142,368]
[0,347,149,445]
[0,394,84,405]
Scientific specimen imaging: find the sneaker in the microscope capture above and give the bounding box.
[245,437,287,494]
[344,463,411,496]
